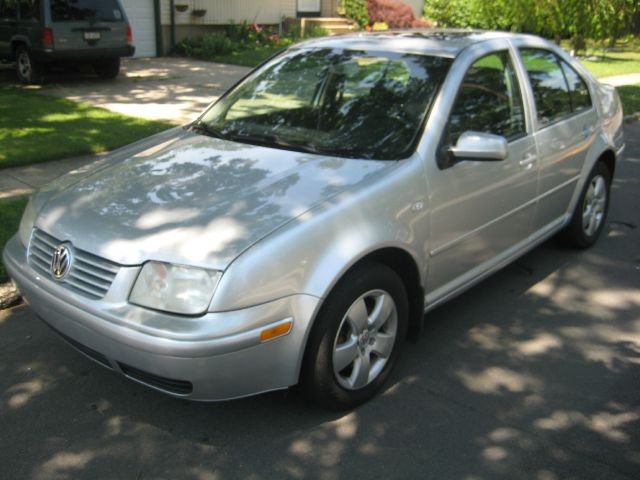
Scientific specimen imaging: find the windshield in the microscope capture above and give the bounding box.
[50,0,124,22]
[199,48,452,160]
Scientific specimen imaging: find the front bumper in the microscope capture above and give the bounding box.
[3,235,320,400]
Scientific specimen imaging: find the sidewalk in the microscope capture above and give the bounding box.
[0,153,101,200]
[599,72,640,86]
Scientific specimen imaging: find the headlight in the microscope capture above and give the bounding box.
[18,197,37,247]
[129,262,222,315]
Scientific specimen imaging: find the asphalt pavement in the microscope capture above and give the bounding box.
[1,123,639,480]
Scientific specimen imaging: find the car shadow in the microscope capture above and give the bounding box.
[1,219,639,480]
[1,127,638,480]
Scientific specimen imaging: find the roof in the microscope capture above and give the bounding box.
[296,29,537,58]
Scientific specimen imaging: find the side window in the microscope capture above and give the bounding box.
[0,0,18,20]
[559,60,592,113]
[448,51,526,145]
[18,0,40,20]
[520,49,572,127]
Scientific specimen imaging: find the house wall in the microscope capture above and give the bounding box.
[320,0,338,17]
[161,0,297,26]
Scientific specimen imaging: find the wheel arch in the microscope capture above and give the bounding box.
[11,39,28,59]
[296,245,425,390]
[598,148,616,179]
[11,34,31,53]
[298,245,425,371]
[343,247,425,338]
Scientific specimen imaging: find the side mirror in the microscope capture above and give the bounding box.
[449,131,508,162]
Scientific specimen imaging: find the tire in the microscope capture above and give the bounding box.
[301,263,409,410]
[561,161,612,249]
[94,57,120,79]
[15,46,44,84]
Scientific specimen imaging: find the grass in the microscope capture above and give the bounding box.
[0,87,170,169]
[561,38,640,78]
[618,83,640,116]
[580,50,640,78]
[0,197,28,282]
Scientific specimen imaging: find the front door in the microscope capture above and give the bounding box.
[297,0,321,13]
[425,48,538,303]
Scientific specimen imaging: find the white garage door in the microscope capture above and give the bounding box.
[120,0,156,57]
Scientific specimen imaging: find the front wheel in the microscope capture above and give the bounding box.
[301,264,408,410]
[561,161,611,249]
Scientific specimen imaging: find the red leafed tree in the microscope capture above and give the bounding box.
[367,0,431,28]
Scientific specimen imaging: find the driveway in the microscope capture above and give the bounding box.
[0,123,638,480]
[0,57,251,125]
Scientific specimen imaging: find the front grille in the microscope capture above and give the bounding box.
[119,362,193,395]
[28,228,119,300]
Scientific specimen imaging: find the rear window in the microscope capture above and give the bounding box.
[50,0,123,22]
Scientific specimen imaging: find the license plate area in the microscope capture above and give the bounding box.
[83,31,101,41]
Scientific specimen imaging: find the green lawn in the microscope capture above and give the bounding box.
[208,44,289,67]
[561,38,640,78]
[0,88,170,169]
[618,83,640,116]
[581,50,640,78]
[0,197,28,282]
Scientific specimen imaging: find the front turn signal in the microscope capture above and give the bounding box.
[260,321,293,342]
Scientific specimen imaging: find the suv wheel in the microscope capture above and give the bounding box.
[561,161,612,249]
[15,46,44,84]
[301,263,408,410]
[94,57,121,79]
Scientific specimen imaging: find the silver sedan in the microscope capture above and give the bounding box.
[4,30,625,409]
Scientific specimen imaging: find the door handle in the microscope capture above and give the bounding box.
[518,153,536,167]
[583,125,595,139]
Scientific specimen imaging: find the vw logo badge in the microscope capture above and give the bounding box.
[51,244,72,280]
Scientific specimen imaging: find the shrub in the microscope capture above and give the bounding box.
[176,33,234,58]
[285,23,329,40]
[423,0,476,28]
[305,26,330,38]
[344,0,369,27]
[368,0,431,29]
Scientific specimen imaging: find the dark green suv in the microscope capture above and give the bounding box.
[0,0,134,83]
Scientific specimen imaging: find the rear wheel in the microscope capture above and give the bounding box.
[561,161,611,249]
[94,57,120,79]
[15,46,44,84]
[301,264,408,410]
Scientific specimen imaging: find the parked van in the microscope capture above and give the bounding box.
[0,0,134,83]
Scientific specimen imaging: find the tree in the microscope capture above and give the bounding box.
[344,0,369,27]
[423,0,639,53]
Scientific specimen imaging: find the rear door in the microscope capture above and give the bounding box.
[517,47,597,231]
[0,0,18,57]
[48,0,127,51]
[425,43,538,302]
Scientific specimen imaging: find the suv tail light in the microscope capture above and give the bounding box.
[126,24,133,45]
[43,28,54,49]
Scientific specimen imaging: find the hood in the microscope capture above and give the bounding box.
[35,130,392,269]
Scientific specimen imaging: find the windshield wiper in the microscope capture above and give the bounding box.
[190,120,226,139]
[222,131,323,155]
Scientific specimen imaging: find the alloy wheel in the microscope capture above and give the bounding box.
[582,174,607,237]
[17,51,32,80]
[332,289,398,390]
